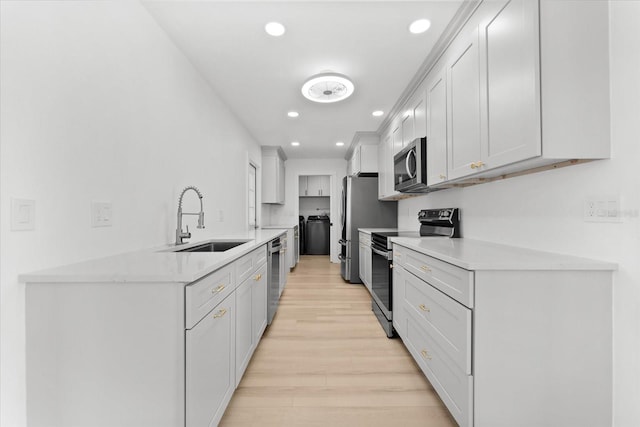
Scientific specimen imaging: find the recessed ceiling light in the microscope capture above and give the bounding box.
[336,142,344,147]
[287,111,299,118]
[301,72,354,103]
[291,141,300,146]
[372,110,384,117]
[265,22,286,37]
[409,19,431,34]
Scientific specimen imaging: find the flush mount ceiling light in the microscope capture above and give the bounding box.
[301,72,354,103]
[291,141,300,146]
[336,141,344,147]
[372,110,384,117]
[265,22,286,37]
[287,111,299,118]
[409,19,431,34]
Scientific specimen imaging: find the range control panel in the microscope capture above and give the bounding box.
[418,208,460,237]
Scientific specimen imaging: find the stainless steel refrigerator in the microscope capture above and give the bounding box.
[339,175,397,282]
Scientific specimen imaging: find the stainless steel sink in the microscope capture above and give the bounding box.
[175,240,250,252]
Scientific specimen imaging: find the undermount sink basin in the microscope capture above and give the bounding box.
[175,240,250,253]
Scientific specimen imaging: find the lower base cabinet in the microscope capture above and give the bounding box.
[235,263,268,384]
[186,293,235,427]
[392,242,614,427]
[25,243,272,427]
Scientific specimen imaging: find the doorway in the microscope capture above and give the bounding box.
[298,175,331,256]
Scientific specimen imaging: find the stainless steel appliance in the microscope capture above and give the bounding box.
[306,215,330,255]
[394,137,428,193]
[370,208,460,337]
[267,237,282,324]
[339,175,397,283]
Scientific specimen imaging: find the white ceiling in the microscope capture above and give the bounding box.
[142,0,464,159]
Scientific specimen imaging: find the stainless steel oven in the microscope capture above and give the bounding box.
[369,208,461,337]
[394,137,428,193]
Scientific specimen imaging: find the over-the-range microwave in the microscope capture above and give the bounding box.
[393,137,428,193]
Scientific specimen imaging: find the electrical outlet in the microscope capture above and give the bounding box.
[91,201,113,227]
[11,198,35,231]
[584,196,620,223]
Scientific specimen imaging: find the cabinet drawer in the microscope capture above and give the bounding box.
[236,245,267,284]
[402,248,474,307]
[185,264,234,329]
[404,271,472,374]
[403,311,473,427]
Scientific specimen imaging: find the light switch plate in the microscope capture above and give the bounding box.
[11,198,35,231]
[91,201,113,227]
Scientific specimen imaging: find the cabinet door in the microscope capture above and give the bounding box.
[351,146,361,176]
[359,241,367,285]
[235,278,253,384]
[392,264,406,337]
[386,132,400,198]
[363,246,372,292]
[481,0,540,169]
[186,293,235,427]
[446,27,483,180]
[252,263,268,345]
[426,68,448,185]
[299,176,308,197]
[377,137,388,199]
[306,176,322,196]
[392,125,403,155]
[401,112,413,148]
[277,158,285,203]
[413,92,427,139]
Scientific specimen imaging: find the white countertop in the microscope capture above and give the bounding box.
[391,237,617,271]
[261,224,297,229]
[20,229,286,284]
[358,228,400,235]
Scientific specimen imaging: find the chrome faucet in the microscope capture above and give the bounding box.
[176,186,205,245]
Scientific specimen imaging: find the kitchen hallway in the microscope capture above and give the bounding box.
[220,255,456,426]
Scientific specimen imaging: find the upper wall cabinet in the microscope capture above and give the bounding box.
[426,67,448,186]
[347,132,379,176]
[262,146,286,204]
[384,0,610,191]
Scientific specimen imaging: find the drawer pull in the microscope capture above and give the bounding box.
[420,349,432,360]
[418,304,430,312]
[470,161,485,169]
[211,284,226,294]
[420,265,432,273]
[213,308,227,318]
[254,273,262,281]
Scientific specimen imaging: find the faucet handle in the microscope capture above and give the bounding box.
[185,225,191,238]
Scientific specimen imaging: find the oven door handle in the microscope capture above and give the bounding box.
[371,246,391,260]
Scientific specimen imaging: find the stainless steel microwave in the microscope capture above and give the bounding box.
[394,137,428,193]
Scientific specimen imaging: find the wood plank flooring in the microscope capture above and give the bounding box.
[220,255,456,427]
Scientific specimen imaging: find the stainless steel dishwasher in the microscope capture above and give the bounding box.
[267,237,282,325]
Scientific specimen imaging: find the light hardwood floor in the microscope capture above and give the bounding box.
[220,255,456,427]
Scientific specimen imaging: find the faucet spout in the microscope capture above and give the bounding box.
[176,186,205,245]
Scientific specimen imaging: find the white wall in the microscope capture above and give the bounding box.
[0,2,262,426]
[265,159,347,263]
[398,3,640,425]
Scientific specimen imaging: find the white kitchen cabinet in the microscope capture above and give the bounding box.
[392,124,402,156]
[25,241,273,427]
[299,176,308,197]
[446,26,483,181]
[393,240,614,427]
[425,67,448,185]
[479,0,540,171]
[400,91,427,148]
[279,236,287,296]
[186,293,235,427]
[349,144,378,176]
[235,262,267,384]
[358,232,372,293]
[377,130,401,200]
[306,175,330,197]
[262,146,286,204]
